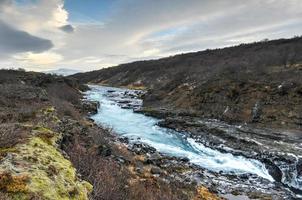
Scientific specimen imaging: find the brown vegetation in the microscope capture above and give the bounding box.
[72,37,302,130]
[0,172,29,193]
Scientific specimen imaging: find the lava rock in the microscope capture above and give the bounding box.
[118,137,129,144]
[262,159,283,182]
[251,101,262,122]
[82,101,99,115]
[180,157,190,163]
[118,100,131,104]
[98,145,112,157]
[150,167,162,175]
[132,143,157,154]
[296,159,302,176]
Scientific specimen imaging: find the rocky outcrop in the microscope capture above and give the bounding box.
[0,108,92,200]
[81,101,100,115]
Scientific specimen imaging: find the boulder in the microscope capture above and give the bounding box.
[97,145,112,157]
[132,143,157,155]
[251,101,262,122]
[262,159,283,182]
[82,101,100,115]
[150,167,162,175]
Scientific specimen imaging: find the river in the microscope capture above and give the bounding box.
[85,85,274,182]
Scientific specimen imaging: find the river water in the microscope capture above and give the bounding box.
[85,85,274,182]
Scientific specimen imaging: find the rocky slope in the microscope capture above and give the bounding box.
[72,37,302,131]
[0,70,215,200]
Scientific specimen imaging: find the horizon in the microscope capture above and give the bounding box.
[2,36,302,73]
[0,0,301,72]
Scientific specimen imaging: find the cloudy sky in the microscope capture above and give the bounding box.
[0,0,301,72]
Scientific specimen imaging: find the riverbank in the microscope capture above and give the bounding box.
[86,85,300,199]
[137,107,302,197]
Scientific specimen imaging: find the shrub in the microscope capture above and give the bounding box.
[0,124,28,148]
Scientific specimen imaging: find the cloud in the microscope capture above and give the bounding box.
[59,24,74,33]
[14,52,63,66]
[0,0,66,68]
[54,0,302,71]
[0,20,53,57]
[0,0,10,7]
[0,0,68,33]
[0,0,302,71]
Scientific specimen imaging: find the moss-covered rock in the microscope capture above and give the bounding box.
[0,124,92,200]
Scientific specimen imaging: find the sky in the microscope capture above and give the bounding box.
[0,0,301,72]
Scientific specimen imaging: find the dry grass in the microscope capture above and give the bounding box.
[62,122,128,200]
[0,172,29,193]
[0,123,28,148]
[66,137,128,200]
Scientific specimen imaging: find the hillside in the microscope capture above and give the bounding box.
[72,37,302,130]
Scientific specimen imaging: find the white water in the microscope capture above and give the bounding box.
[85,85,274,182]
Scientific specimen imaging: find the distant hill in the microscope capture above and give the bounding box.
[44,68,82,76]
[71,37,302,130]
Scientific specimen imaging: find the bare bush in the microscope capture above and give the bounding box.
[49,97,81,119]
[0,124,28,148]
[67,137,128,200]
[46,83,80,105]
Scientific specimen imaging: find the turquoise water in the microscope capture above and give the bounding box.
[85,85,274,182]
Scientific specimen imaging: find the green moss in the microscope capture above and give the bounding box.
[0,106,92,199]
[32,126,58,146]
[0,132,92,200]
[40,107,61,123]
[0,147,17,154]
[126,85,147,90]
[43,107,55,114]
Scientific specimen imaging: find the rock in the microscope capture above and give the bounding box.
[132,143,157,155]
[144,154,164,166]
[180,157,190,163]
[277,82,295,96]
[82,101,99,115]
[251,101,262,122]
[97,145,112,157]
[296,159,302,177]
[150,167,161,175]
[117,100,131,104]
[118,137,129,144]
[121,105,132,109]
[117,158,125,164]
[135,161,145,174]
[136,167,144,174]
[145,158,155,165]
[262,159,283,182]
[295,86,302,96]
